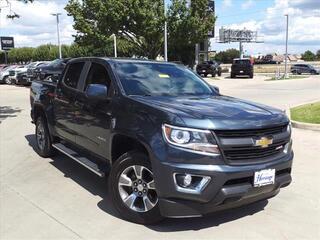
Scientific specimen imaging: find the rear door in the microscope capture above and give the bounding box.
[53,61,86,143]
[73,60,114,158]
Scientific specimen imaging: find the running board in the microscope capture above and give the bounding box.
[52,143,105,177]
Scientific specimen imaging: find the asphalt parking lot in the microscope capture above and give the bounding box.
[1,75,320,240]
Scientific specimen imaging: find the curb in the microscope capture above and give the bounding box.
[290,120,320,131]
[287,101,320,131]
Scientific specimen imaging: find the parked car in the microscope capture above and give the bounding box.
[30,57,293,224]
[196,60,222,77]
[0,65,21,84]
[290,64,319,75]
[0,64,9,71]
[0,65,14,84]
[33,58,70,82]
[15,62,48,85]
[26,61,50,83]
[231,58,254,78]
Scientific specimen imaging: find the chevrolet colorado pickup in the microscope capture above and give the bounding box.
[30,57,293,224]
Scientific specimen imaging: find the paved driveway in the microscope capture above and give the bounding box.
[0,77,319,239]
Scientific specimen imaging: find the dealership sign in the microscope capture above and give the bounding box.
[0,37,14,50]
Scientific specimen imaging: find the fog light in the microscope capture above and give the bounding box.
[183,174,192,187]
[174,173,211,194]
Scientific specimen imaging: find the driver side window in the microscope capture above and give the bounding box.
[84,62,111,92]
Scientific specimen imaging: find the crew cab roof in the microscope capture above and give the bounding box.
[67,57,178,66]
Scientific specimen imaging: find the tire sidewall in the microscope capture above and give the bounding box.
[35,116,53,157]
[109,151,163,224]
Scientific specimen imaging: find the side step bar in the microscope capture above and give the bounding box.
[52,143,105,177]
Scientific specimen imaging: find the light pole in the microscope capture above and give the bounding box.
[112,34,117,58]
[51,13,62,59]
[164,0,168,61]
[284,14,289,78]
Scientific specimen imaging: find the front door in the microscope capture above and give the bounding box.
[53,61,85,143]
[74,61,113,158]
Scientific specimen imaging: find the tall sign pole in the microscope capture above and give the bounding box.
[284,14,289,78]
[164,0,168,61]
[52,13,62,59]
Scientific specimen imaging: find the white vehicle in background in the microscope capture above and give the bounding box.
[0,65,20,84]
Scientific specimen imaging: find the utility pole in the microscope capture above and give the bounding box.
[112,34,117,58]
[51,13,62,59]
[164,0,168,61]
[284,14,289,78]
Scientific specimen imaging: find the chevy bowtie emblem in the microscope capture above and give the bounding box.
[254,137,273,148]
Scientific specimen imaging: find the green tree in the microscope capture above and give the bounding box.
[301,50,316,61]
[167,0,215,66]
[65,0,165,59]
[214,49,240,63]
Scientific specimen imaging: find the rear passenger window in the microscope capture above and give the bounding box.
[64,62,84,88]
[84,63,111,90]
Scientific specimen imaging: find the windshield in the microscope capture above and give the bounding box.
[234,59,251,65]
[115,62,214,97]
[49,59,61,66]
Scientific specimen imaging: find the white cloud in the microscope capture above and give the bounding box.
[0,0,75,47]
[222,0,233,8]
[214,0,320,54]
[241,0,255,10]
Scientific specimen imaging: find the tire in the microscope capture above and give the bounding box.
[35,116,54,157]
[231,73,235,78]
[4,76,11,85]
[109,151,163,224]
[249,73,253,78]
[203,74,208,77]
[212,72,216,77]
[218,71,222,77]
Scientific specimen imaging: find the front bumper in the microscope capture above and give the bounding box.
[155,152,293,218]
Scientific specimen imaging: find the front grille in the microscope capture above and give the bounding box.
[9,70,15,76]
[223,140,287,162]
[214,124,290,164]
[215,124,287,138]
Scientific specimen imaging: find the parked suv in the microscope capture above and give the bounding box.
[291,64,319,75]
[231,58,254,78]
[30,58,293,224]
[33,58,70,81]
[196,60,222,77]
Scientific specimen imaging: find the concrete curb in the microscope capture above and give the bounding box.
[287,101,320,131]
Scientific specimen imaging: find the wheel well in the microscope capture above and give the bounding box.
[111,135,149,163]
[33,105,45,122]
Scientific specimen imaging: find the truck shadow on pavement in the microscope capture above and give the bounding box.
[0,106,21,123]
[25,133,268,232]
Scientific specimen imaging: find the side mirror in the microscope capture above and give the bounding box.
[85,84,109,102]
[211,85,220,94]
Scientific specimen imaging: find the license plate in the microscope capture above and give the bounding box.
[254,169,275,187]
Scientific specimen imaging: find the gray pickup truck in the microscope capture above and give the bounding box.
[30,57,293,224]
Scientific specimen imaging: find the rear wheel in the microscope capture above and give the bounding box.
[35,116,54,157]
[109,151,163,224]
[249,73,254,78]
[231,73,235,78]
[203,73,208,77]
[218,71,222,77]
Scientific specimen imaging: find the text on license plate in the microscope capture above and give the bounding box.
[254,169,275,187]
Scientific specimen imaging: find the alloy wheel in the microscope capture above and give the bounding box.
[118,165,158,213]
[36,120,46,151]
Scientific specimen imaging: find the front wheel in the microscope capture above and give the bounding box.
[35,116,54,157]
[109,151,163,224]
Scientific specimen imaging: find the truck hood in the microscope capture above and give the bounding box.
[131,95,289,130]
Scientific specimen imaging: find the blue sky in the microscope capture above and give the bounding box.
[0,0,319,55]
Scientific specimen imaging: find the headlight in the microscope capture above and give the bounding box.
[162,124,220,155]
